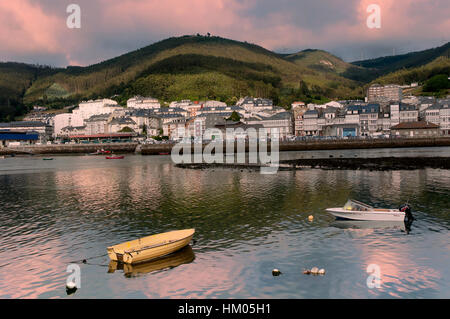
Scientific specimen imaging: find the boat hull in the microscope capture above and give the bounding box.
[326,208,405,221]
[107,229,195,264]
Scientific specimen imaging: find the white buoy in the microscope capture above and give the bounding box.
[272,269,281,276]
[318,269,326,275]
[66,281,77,295]
[310,267,319,275]
[308,215,314,222]
[66,281,76,289]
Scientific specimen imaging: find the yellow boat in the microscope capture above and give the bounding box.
[107,229,195,264]
[108,245,195,276]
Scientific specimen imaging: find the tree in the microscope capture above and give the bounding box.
[423,74,450,92]
[298,80,310,96]
[118,126,134,133]
[227,111,241,122]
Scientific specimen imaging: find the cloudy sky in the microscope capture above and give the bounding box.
[0,0,449,67]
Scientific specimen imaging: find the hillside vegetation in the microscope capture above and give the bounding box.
[1,35,449,122]
[22,36,364,107]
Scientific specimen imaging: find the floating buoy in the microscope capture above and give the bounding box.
[66,281,77,295]
[308,215,314,222]
[303,269,311,275]
[318,269,326,275]
[310,267,319,275]
[82,259,87,264]
[272,269,282,276]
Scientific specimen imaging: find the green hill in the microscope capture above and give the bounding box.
[1,36,450,122]
[19,35,363,107]
[372,56,450,85]
[352,42,450,73]
[0,62,59,121]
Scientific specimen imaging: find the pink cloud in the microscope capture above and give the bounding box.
[0,0,448,66]
[0,0,63,54]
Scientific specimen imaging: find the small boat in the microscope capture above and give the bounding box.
[159,152,170,155]
[108,245,195,276]
[89,149,111,155]
[326,199,413,221]
[107,229,195,264]
[106,155,124,159]
[43,158,54,161]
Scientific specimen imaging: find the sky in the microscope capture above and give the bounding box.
[0,0,449,67]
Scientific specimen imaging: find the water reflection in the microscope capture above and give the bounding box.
[0,154,449,298]
[108,246,195,277]
[331,220,410,232]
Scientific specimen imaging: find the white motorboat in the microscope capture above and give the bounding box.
[326,199,413,221]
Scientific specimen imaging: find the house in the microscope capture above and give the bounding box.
[108,117,138,133]
[360,104,380,136]
[302,109,319,136]
[60,125,87,136]
[345,105,361,125]
[245,112,293,140]
[214,121,264,139]
[236,97,273,114]
[399,103,419,123]
[85,114,110,135]
[425,102,450,135]
[390,121,440,138]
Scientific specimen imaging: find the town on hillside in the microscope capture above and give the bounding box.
[0,83,449,147]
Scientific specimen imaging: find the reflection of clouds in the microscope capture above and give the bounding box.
[360,238,442,297]
[0,239,66,298]
[107,253,244,298]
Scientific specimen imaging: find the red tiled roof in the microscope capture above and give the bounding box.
[390,121,439,130]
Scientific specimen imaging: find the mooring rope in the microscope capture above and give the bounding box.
[68,253,108,265]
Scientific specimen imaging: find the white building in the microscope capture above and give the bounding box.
[425,102,450,135]
[53,113,84,137]
[302,109,320,136]
[399,103,419,123]
[245,112,293,139]
[237,97,273,115]
[368,84,403,102]
[72,99,122,124]
[127,96,160,109]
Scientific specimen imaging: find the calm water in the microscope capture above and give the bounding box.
[0,148,449,298]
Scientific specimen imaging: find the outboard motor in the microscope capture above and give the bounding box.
[399,204,414,221]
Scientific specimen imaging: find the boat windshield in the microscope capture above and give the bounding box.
[343,199,373,211]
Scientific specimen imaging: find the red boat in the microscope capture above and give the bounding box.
[106,156,124,159]
[159,152,170,155]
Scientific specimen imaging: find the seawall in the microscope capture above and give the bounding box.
[0,143,138,155]
[1,137,450,155]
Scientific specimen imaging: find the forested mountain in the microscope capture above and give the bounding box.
[1,35,449,121]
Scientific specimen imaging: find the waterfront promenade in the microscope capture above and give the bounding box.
[1,137,450,155]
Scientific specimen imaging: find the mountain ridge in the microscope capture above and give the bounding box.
[1,35,449,121]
